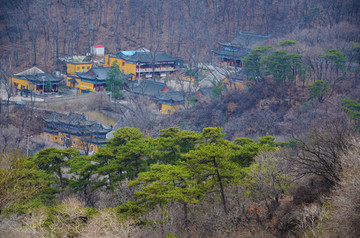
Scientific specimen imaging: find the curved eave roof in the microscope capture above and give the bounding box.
[213,50,249,59]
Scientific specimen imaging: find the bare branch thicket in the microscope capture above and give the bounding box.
[290,116,353,186]
[118,94,160,136]
[328,139,360,238]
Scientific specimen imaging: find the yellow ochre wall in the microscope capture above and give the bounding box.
[66,63,93,75]
[66,76,74,87]
[160,104,180,114]
[105,55,137,80]
[66,76,105,93]
[42,132,103,153]
[222,78,244,90]
[11,76,37,92]
[182,75,195,81]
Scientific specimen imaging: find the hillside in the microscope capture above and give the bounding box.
[0,0,359,73]
[0,1,360,237]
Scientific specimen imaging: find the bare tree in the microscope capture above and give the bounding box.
[290,117,353,186]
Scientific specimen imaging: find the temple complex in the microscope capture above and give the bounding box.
[213,31,271,67]
[41,112,111,153]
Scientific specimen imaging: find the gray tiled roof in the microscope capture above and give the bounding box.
[76,67,132,82]
[156,91,185,105]
[12,72,61,85]
[198,87,215,97]
[43,112,111,135]
[116,51,178,63]
[229,70,247,81]
[213,49,250,59]
[219,31,271,49]
[130,80,167,97]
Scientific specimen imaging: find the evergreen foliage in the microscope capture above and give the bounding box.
[45,78,52,92]
[106,61,125,99]
[0,153,56,214]
[242,45,272,81]
[68,155,98,206]
[32,148,79,189]
[309,80,330,103]
[341,98,360,127]
[320,49,347,72]
[262,50,302,82]
[152,127,201,164]
[93,127,153,188]
[279,40,298,46]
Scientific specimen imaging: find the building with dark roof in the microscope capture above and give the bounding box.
[128,80,169,98]
[197,87,216,99]
[222,70,247,90]
[10,67,62,93]
[66,67,133,93]
[42,112,112,153]
[126,79,184,114]
[213,31,271,67]
[105,50,183,80]
[66,62,93,75]
[155,91,185,114]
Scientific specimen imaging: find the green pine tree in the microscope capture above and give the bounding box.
[32,148,79,189]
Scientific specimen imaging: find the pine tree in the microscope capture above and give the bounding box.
[32,148,79,189]
[94,127,153,189]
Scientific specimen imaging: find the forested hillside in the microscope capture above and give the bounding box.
[1,1,360,237]
[0,0,359,72]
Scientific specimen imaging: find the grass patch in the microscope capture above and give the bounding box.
[85,110,117,126]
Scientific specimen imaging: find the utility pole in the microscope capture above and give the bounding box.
[25,135,33,157]
[42,76,45,95]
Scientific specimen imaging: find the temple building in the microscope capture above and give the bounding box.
[129,80,169,98]
[156,91,185,114]
[105,50,183,80]
[127,80,184,114]
[222,70,247,90]
[66,61,93,74]
[66,67,133,93]
[213,31,271,67]
[41,112,112,154]
[10,67,62,93]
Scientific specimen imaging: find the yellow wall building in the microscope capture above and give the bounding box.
[222,71,247,90]
[105,50,180,80]
[159,104,181,114]
[42,112,111,154]
[66,62,93,75]
[41,131,103,153]
[181,75,196,82]
[156,91,184,115]
[66,67,132,93]
[105,55,137,80]
[11,67,61,93]
[222,77,244,90]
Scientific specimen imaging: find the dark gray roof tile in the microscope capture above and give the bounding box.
[219,31,271,49]
[116,51,178,63]
[130,80,168,97]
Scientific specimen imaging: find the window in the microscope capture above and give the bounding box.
[122,62,125,66]
[55,137,58,140]
[82,67,85,72]
[60,138,64,142]
[73,141,76,145]
[87,66,90,70]
[77,67,80,71]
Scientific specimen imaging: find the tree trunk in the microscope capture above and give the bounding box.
[183,201,189,232]
[213,157,227,214]
[58,167,64,189]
